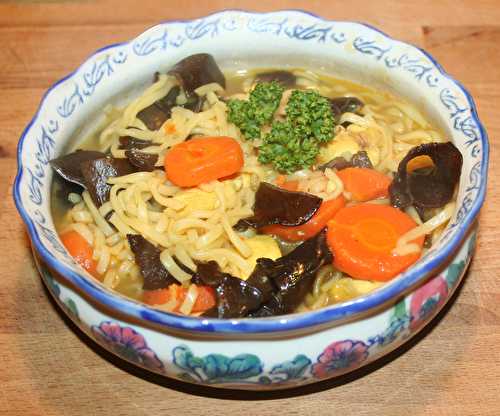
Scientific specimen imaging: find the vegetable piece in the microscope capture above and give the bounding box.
[227,81,284,140]
[235,182,322,230]
[168,53,226,95]
[60,230,99,277]
[258,121,320,173]
[255,70,296,87]
[127,234,177,290]
[118,136,152,150]
[247,229,332,317]
[275,175,299,192]
[80,157,136,206]
[164,136,244,187]
[329,97,364,121]
[389,142,463,209]
[241,235,282,279]
[192,261,263,319]
[50,150,106,187]
[137,85,180,131]
[327,204,424,281]
[337,167,391,202]
[318,150,373,171]
[125,149,159,172]
[143,284,215,313]
[262,195,346,241]
[258,89,335,173]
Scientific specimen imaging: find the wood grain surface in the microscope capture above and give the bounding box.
[1,1,498,415]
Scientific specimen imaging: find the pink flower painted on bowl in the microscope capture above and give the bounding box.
[312,340,369,378]
[410,275,448,331]
[91,321,163,371]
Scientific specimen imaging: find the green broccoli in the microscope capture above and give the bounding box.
[257,121,319,173]
[227,83,335,173]
[227,81,284,140]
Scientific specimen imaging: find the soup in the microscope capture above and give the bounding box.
[50,54,462,318]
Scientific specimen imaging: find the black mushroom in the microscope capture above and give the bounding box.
[329,96,364,121]
[318,150,373,171]
[50,150,136,206]
[118,136,152,150]
[50,150,106,187]
[125,149,159,172]
[247,229,332,317]
[196,230,332,318]
[127,234,177,290]
[254,70,296,88]
[168,53,226,96]
[192,261,262,319]
[235,182,322,230]
[136,85,181,131]
[80,157,136,206]
[389,142,463,210]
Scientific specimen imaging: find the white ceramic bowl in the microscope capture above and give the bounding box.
[14,10,488,390]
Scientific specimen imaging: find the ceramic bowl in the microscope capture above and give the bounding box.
[14,10,488,390]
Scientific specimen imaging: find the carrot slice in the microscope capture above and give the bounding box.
[327,204,424,281]
[60,230,99,277]
[191,286,216,313]
[337,167,392,201]
[143,284,216,314]
[262,195,345,241]
[165,136,244,187]
[275,175,299,192]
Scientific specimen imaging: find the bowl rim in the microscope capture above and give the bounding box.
[13,9,489,334]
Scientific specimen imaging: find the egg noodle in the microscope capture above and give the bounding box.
[57,69,453,311]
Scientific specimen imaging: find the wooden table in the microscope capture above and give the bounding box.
[1,1,499,415]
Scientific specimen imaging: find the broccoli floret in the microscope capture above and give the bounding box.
[227,82,284,140]
[227,82,336,173]
[258,121,319,173]
[285,89,335,144]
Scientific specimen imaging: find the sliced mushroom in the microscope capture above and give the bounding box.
[50,150,106,187]
[80,157,135,206]
[329,96,364,121]
[235,182,322,230]
[255,70,296,88]
[168,53,226,96]
[125,149,159,172]
[127,234,177,290]
[389,142,463,210]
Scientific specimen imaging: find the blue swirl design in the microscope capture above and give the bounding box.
[33,209,68,256]
[285,24,332,42]
[247,16,288,35]
[57,52,127,117]
[331,31,346,43]
[57,84,83,118]
[133,29,169,56]
[439,88,482,157]
[353,36,392,60]
[82,52,128,96]
[27,125,57,205]
[185,18,221,40]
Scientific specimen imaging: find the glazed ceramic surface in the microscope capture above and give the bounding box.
[14,10,488,390]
